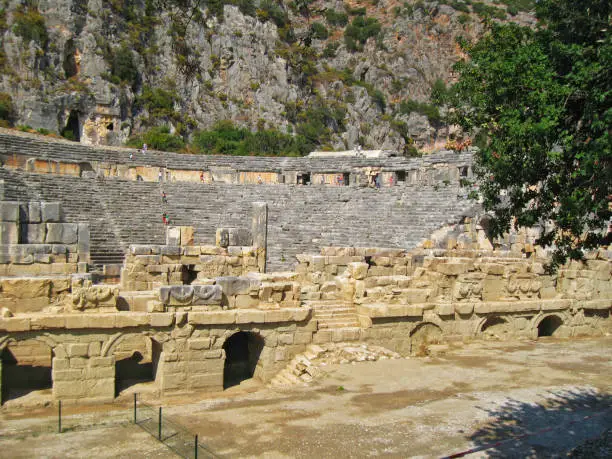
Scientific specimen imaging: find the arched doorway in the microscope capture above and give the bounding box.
[480,316,511,339]
[223,332,264,389]
[410,323,442,356]
[113,335,161,396]
[1,339,53,404]
[537,315,563,337]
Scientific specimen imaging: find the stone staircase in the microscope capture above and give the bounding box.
[309,301,360,329]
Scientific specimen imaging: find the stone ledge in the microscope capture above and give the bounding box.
[188,307,311,325]
[357,303,426,318]
[582,299,612,310]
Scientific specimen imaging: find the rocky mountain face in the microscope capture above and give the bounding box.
[0,0,535,153]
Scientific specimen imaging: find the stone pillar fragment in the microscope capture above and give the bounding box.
[77,223,90,263]
[251,202,268,273]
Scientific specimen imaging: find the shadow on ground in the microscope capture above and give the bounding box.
[467,388,612,458]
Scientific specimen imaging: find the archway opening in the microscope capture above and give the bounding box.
[223,332,264,389]
[481,316,510,339]
[1,340,52,404]
[114,336,161,396]
[537,316,563,337]
[181,264,198,285]
[61,110,81,141]
[410,323,442,356]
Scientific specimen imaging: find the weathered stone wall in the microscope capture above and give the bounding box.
[121,244,263,291]
[295,244,611,354]
[0,307,313,402]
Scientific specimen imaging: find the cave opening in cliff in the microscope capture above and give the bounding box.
[61,111,81,142]
[63,39,78,78]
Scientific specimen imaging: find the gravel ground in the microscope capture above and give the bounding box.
[0,336,610,458]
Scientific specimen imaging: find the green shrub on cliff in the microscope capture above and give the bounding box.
[192,121,308,156]
[344,16,381,51]
[127,125,185,151]
[111,45,139,88]
[0,92,16,126]
[12,5,48,48]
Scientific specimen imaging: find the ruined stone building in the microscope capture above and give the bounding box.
[0,128,609,404]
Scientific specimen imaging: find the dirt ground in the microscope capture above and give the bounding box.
[0,336,610,458]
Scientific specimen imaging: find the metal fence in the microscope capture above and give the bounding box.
[134,394,218,459]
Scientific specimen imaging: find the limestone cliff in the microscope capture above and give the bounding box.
[0,0,535,152]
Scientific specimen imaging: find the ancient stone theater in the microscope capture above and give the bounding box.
[0,128,609,404]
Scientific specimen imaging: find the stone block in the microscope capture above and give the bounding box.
[184,245,200,256]
[161,245,181,256]
[115,313,149,327]
[190,373,223,389]
[22,224,46,243]
[293,332,312,344]
[30,315,66,330]
[0,222,19,244]
[235,294,259,308]
[166,226,181,246]
[41,202,61,222]
[70,357,88,368]
[349,262,368,280]
[278,333,294,345]
[436,263,469,276]
[77,223,90,258]
[149,312,174,327]
[0,317,31,332]
[215,276,254,296]
[436,304,454,316]
[188,338,212,350]
[251,202,267,249]
[0,201,19,222]
[68,343,89,357]
[265,309,292,323]
[46,223,78,244]
[455,303,474,315]
[236,310,266,323]
[188,311,236,325]
[180,226,194,246]
[290,308,311,322]
[28,201,41,223]
[53,369,83,382]
[313,330,332,344]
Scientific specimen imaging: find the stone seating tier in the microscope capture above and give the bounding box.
[0,167,478,270]
[0,128,471,173]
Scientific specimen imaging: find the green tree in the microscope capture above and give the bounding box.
[448,0,611,268]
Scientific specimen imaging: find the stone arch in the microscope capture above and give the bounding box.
[1,336,54,404]
[409,322,442,356]
[535,314,567,338]
[222,331,265,389]
[478,315,513,340]
[104,332,163,396]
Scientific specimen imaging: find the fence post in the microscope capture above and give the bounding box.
[133,393,137,424]
[158,407,162,441]
[58,400,62,433]
[195,434,198,459]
